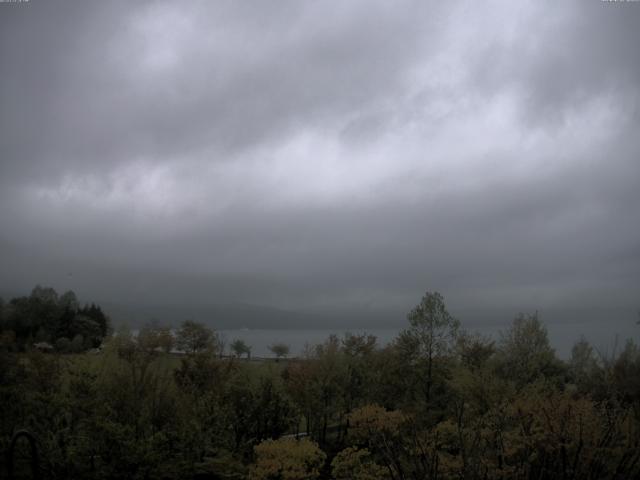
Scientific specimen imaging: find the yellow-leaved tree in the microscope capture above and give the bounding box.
[249,437,326,480]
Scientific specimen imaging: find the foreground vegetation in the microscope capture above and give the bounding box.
[1,288,640,479]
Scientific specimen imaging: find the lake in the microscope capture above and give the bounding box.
[218,319,640,359]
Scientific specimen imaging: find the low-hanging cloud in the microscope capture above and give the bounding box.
[1,0,638,328]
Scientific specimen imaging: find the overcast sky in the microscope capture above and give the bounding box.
[1,1,639,326]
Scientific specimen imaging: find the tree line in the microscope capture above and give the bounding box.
[1,289,640,479]
[0,285,110,353]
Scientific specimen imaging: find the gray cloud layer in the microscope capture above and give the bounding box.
[1,1,639,327]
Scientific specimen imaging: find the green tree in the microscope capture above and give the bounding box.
[568,336,600,393]
[269,343,290,361]
[0,329,16,352]
[496,312,561,387]
[0,297,5,330]
[70,334,84,353]
[314,335,348,444]
[55,336,71,352]
[58,290,79,311]
[231,338,252,359]
[157,326,174,353]
[340,333,378,415]
[136,320,173,354]
[174,350,232,393]
[342,332,377,357]
[78,302,110,337]
[613,339,640,404]
[175,320,216,354]
[30,284,59,304]
[456,330,495,371]
[70,314,102,349]
[284,359,320,439]
[0,286,110,350]
[401,291,459,403]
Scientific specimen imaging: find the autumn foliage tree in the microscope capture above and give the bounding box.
[249,437,326,480]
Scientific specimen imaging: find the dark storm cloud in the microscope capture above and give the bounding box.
[0,0,639,328]
[0,0,445,184]
[469,1,640,125]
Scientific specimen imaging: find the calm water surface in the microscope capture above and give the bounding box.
[219,320,639,359]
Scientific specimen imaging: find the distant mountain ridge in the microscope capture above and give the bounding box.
[2,287,637,333]
[100,301,324,329]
